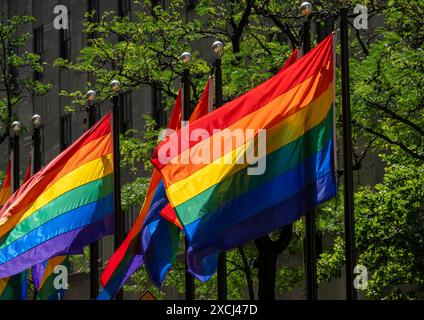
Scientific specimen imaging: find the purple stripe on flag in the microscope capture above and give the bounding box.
[0,213,114,278]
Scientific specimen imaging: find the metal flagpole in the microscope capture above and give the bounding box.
[340,7,357,301]
[299,3,318,300]
[212,40,227,301]
[10,121,21,193]
[181,52,195,301]
[31,114,42,300]
[32,115,42,174]
[111,80,124,300]
[87,90,100,300]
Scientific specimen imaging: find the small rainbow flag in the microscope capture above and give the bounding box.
[151,34,337,279]
[99,78,213,298]
[0,113,114,279]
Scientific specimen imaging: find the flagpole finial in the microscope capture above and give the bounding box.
[212,40,224,58]
[181,52,192,65]
[32,115,42,128]
[300,2,313,16]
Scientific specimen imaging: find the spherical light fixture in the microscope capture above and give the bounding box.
[212,40,224,58]
[11,121,22,135]
[87,90,96,102]
[32,114,42,128]
[300,2,313,16]
[111,80,121,92]
[180,52,192,65]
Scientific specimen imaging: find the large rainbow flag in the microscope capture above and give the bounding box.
[99,78,213,298]
[0,113,114,278]
[151,34,337,278]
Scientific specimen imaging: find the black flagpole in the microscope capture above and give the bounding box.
[32,117,42,174]
[340,7,357,301]
[11,124,20,193]
[181,57,196,301]
[214,55,227,301]
[302,19,318,301]
[32,115,41,300]
[87,93,100,300]
[111,81,124,300]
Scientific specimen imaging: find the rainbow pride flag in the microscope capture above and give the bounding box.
[151,34,337,279]
[0,113,114,278]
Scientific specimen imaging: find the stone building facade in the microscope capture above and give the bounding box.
[0,0,385,300]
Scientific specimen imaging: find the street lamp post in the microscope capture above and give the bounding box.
[181,51,196,301]
[212,40,227,301]
[111,80,124,300]
[10,121,22,193]
[31,115,41,300]
[87,89,100,300]
[300,1,318,301]
[32,115,42,173]
[340,7,357,301]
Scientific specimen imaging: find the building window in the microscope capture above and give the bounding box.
[88,0,100,22]
[120,91,133,133]
[119,0,131,18]
[33,26,44,80]
[39,125,46,166]
[60,11,72,59]
[87,0,100,39]
[124,207,137,235]
[151,85,167,128]
[316,18,334,42]
[151,0,165,8]
[186,0,197,11]
[60,114,72,151]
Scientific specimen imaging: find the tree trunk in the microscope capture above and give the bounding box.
[238,245,255,300]
[255,224,293,300]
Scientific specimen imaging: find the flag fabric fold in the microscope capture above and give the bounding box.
[151,34,337,280]
[0,113,114,279]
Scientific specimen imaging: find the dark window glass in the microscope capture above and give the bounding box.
[151,0,165,8]
[60,11,72,59]
[119,0,131,18]
[316,17,334,42]
[33,26,44,80]
[87,0,100,39]
[186,0,197,11]
[151,85,167,128]
[60,114,72,151]
[120,91,133,133]
[39,125,46,166]
[124,207,137,235]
